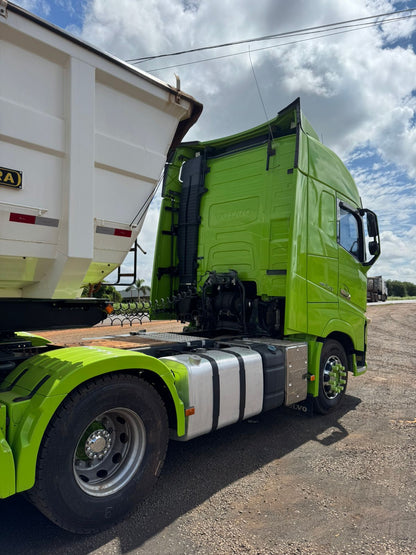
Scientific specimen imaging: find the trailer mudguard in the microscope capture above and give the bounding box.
[0,346,185,494]
[15,332,51,346]
[0,403,15,498]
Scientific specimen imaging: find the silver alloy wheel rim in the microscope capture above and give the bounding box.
[73,407,146,497]
[323,354,343,400]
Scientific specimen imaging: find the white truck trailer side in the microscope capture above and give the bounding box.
[0,2,201,300]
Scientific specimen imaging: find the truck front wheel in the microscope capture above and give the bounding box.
[313,339,348,415]
[28,373,168,534]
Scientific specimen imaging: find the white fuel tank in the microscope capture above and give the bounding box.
[161,347,264,440]
[0,3,201,299]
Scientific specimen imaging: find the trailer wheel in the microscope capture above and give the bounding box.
[27,373,168,534]
[313,339,348,415]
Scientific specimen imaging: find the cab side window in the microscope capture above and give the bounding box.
[339,206,360,259]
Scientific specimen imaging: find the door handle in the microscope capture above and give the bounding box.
[340,288,351,300]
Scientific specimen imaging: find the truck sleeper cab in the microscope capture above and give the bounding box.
[152,97,380,410]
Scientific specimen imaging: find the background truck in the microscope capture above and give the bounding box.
[0,2,380,534]
[367,276,388,302]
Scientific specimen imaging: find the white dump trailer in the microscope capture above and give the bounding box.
[0,2,201,302]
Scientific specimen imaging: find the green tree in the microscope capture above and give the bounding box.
[404,282,416,296]
[386,280,416,297]
[81,283,122,302]
[386,280,405,296]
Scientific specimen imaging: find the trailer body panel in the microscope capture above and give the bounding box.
[0,3,201,299]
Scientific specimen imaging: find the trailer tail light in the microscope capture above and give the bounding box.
[114,228,132,237]
[10,213,36,224]
[96,225,132,238]
[9,213,59,227]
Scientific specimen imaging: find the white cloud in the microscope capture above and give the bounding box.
[80,1,416,166]
[30,0,415,286]
[371,229,416,283]
[79,0,416,284]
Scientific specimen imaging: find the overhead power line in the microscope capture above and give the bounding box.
[126,7,416,67]
[143,15,416,72]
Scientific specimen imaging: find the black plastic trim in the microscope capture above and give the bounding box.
[198,354,220,432]
[0,367,29,393]
[222,350,246,421]
[293,98,301,169]
[0,298,109,332]
[13,375,50,402]
[266,270,287,276]
[177,155,208,289]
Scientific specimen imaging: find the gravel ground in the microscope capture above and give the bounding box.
[0,303,415,554]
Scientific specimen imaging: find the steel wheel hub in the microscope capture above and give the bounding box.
[85,429,112,459]
[73,407,146,497]
[323,355,347,400]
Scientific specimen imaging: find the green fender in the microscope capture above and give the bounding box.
[0,403,15,498]
[305,318,363,398]
[15,332,51,346]
[2,346,185,494]
[321,318,363,353]
[320,318,364,376]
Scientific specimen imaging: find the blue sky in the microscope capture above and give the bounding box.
[16,0,85,31]
[14,0,416,286]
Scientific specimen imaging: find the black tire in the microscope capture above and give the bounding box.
[27,373,168,534]
[313,339,348,415]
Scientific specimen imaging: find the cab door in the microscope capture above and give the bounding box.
[306,180,339,337]
[337,201,367,345]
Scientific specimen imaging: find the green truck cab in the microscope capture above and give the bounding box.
[152,98,380,411]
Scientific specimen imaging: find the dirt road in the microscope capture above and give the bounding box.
[0,303,415,554]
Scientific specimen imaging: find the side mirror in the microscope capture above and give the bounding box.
[366,211,379,238]
[369,240,380,256]
[363,209,381,267]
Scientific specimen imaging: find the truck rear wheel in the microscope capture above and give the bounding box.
[313,339,348,415]
[27,373,168,534]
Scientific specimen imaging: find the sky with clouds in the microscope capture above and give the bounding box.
[14,0,416,287]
